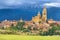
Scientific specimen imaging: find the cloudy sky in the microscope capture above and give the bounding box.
[0,0,60,9]
[0,0,60,21]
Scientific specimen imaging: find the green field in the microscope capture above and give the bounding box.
[0,34,60,40]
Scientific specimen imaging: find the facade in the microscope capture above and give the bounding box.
[0,20,17,29]
[32,12,41,23]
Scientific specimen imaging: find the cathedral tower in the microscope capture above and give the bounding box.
[32,11,41,23]
[37,11,41,19]
[42,6,47,22]
[37,11,41,22]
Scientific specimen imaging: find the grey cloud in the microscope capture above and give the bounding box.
[0,0,59,9]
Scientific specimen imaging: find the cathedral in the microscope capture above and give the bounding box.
[32,7,47,23]
[23,6,54,29]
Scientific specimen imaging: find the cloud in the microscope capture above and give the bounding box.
[0,0,60,9]
[0,0,38,9]
[0,0,37,6]
[43,3,60,7]
[1,0,23,6]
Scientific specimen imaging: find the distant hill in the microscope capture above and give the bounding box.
[0,7,60,21]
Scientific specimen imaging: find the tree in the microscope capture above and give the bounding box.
[39,29,48,36]
[16,22,25,30]
[47,25,59,35]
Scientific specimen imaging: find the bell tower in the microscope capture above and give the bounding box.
[37,11,41,22]
[37,11,41,18]
[32,11,41,23]
[42,6,47,22]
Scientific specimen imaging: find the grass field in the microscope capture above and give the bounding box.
[0,34,60,40]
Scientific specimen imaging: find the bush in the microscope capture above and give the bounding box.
[16,22,25,30]
[0,30,16,34]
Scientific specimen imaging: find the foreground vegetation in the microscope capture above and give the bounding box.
[0,34,60,40]
[0,22,60,36]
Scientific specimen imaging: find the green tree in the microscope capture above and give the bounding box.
[39,29,48,36]
[47,25,59,35]
[16,22,25,30]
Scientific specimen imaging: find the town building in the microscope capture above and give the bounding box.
[23,6,54,30]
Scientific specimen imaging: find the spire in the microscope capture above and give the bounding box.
[37,11,41,18]
[20,18,23,22]
[42,6,47,22]
[42,6,47,15]
[37,11,41,16]
[4,19,8,21]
